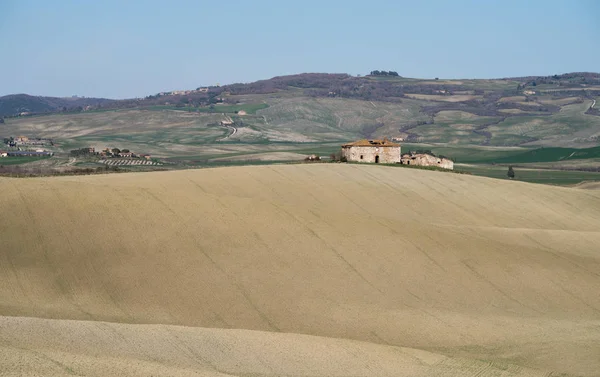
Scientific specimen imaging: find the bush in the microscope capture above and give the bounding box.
[507,166,515,179]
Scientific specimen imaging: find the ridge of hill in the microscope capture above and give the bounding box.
[1,164,599,376]
[0,94,113,117]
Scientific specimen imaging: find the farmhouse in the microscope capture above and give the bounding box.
[341,139,401,164]
[400,152,454,170]
[0,151,7,158]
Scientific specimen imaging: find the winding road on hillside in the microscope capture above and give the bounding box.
[217,115,238,141]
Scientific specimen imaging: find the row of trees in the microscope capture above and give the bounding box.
[369,70,400,77]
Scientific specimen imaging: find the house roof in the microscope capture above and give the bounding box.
[342,139,400,148]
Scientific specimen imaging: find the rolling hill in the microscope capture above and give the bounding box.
[1,164,599,376]
[2,72,600,151]
[0,94,113,117]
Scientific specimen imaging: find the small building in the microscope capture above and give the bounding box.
[237,110,247,116]
[341,139,401,164]
[0,151,7,158]
[140,154,152,160]
[400,152,454,170]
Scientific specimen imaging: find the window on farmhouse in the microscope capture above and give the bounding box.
[360,155,363,160]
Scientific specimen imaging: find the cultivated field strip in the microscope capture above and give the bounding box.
[99,159,160,166]
[0,316,553,377]
[1,164,599,376]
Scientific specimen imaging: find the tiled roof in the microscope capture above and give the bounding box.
[342,139,400,147]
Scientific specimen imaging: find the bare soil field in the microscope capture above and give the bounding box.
[405,94,483,102]
[0,316,557,377]
[1,164,599,376]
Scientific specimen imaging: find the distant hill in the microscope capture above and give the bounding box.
[0,94,113,117]
[2,71,599,148]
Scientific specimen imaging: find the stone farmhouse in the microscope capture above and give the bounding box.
[400,152,454,170]
[341,139,401,164]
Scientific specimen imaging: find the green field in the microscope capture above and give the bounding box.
[0,156,50,165]
[485,145,600,164]
[458,164,600,185]
[147,103,269,114]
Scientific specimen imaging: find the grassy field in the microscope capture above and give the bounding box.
[488,100,600,146]
[486,145,600,164]
[147,103,269,114]
[1,164,599,376]
[0,156,50,165]
[458,164,600,184]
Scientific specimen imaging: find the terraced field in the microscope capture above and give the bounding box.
[1,164,599,376]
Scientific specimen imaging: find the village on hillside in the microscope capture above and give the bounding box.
[70,147,160,166]
[1,136,54,157]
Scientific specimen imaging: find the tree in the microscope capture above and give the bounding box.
[507,166,515,179]
[122,149,130,153]
[111,148,121,155]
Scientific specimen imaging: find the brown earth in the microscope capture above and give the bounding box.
[1,164,599,376]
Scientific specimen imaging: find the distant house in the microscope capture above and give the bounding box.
[400,152,454,170]
[0,151,7,158]
[341,139,401,164]
[140,154,152,160]
[237,110,247,116]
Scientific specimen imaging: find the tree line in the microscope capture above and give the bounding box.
[369,70,400,77]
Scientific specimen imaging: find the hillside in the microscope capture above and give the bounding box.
[0,317,560,377]
[1,164,599,376]
[2,72,600,149]
[0,94,113,117]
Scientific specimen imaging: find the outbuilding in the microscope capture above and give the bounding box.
[400,152,454,170]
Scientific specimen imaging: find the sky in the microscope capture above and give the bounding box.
[0,0,598,99]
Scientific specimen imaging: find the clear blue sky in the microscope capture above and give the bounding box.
[1,0,598,99]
